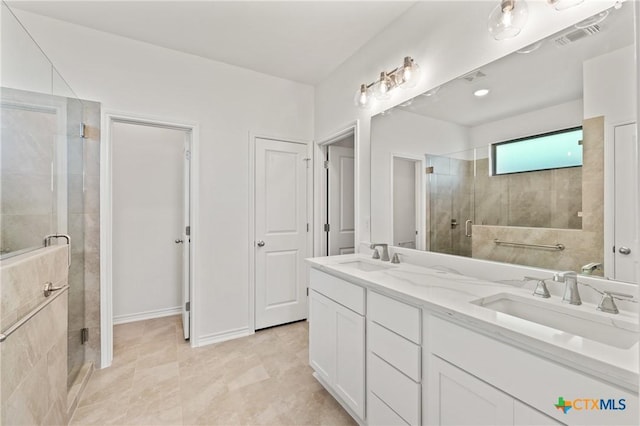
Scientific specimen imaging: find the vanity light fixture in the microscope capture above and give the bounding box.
[353,56,420,108]
[474,88,490,97]
[488,0,529,40]
[547,0,584,11]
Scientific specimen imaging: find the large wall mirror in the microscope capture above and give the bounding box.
[371,4,637,283]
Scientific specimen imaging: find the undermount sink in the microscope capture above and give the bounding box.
[337,260,394,272]
[471,293,639,349]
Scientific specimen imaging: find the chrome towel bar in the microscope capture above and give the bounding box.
[493,239,565,251]
[0,284,69,343]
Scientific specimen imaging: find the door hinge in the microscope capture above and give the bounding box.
[186,301,190,312]
[303,157,311,169]
[425,166,434,174]
[613,245,616,253]
[186,226,191,236]
[81,328,89,344]
[80,123,87,139]
[324,223,330,232]
[185,150,191,160]
[306,288,309,296]
[306,223,309,232]
[323,160,329,169]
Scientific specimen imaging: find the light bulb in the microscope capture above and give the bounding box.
[399,56,421,89]
[374,71,394,100]
[547,0,584,11]
[353,83,372,109]
[488,0,529,41]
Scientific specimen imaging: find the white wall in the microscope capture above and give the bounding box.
[469,99,584,152]
[583,43,638,279]
[314,0,619,244]
[584,44,637,123]
[11,10,314,346]
[371,109,468,242]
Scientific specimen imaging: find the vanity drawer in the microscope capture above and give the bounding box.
[309,268,365,314]
[368,291,421,343]
[369,321,421,381]
[368,391,409,426]
[369,353,421,426]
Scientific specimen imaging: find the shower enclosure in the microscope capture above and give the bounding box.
[1,2,100,391]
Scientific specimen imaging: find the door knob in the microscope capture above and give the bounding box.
[257,240,266,247]
[619,246,631,255]
[175,239,184,244]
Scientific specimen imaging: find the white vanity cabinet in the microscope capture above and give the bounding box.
[368,291,422,426]
[428,355,561,425]
[426,316,638,426]
[309,269,366,421]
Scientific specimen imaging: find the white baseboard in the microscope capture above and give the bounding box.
[113,306,181,325]
[197,327,254,347]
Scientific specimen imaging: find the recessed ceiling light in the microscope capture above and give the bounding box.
[517,41,542,54]
[474,89,490,97]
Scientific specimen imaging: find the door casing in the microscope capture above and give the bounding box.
[100,111,200,368]
[314,122,360,257]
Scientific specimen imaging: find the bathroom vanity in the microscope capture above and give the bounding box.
[306,253,639,426]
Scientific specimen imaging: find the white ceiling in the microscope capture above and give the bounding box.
[7,0,416,85]
[399,4,635,127]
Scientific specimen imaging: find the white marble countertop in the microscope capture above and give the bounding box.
[306,253,639,392]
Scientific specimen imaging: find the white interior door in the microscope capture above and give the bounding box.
[255,137,309,329]
[328,145,355,255]
[112,122,187,331]
[613,123,637,283]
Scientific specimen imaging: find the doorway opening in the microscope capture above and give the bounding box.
[391,154,426,251]
[101,113,199,367]
[316,126,357,256]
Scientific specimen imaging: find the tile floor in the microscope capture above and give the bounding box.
[70,316,355,425]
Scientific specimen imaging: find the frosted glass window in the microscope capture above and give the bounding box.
[492,127,583,175]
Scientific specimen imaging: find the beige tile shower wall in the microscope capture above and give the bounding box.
[472,117,604,273]
[82,100,101,368]
[474,159,582,229]
[1,245,69,425]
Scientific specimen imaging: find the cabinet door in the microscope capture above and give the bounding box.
[309,290,335,384]
[334,302,366,419]
[429,356,513,426]
[514,400,563,426]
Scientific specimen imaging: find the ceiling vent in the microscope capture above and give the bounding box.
[554,24,601,46]
[460,70,487,83]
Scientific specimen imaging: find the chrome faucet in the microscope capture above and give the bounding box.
[370,243,390,261]
[553,271,581,305]
[581,262,602,275]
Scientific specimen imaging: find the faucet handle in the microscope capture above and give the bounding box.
[596,291,634,315]
[525,277,551,298]
[372,248,380,259]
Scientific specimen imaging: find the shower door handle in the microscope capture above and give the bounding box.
[465,220,473,238]
[43,282,64,297]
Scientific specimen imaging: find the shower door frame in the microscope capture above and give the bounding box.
[100,111,200,368]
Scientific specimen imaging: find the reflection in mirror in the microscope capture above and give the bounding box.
[371,4,637,282]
